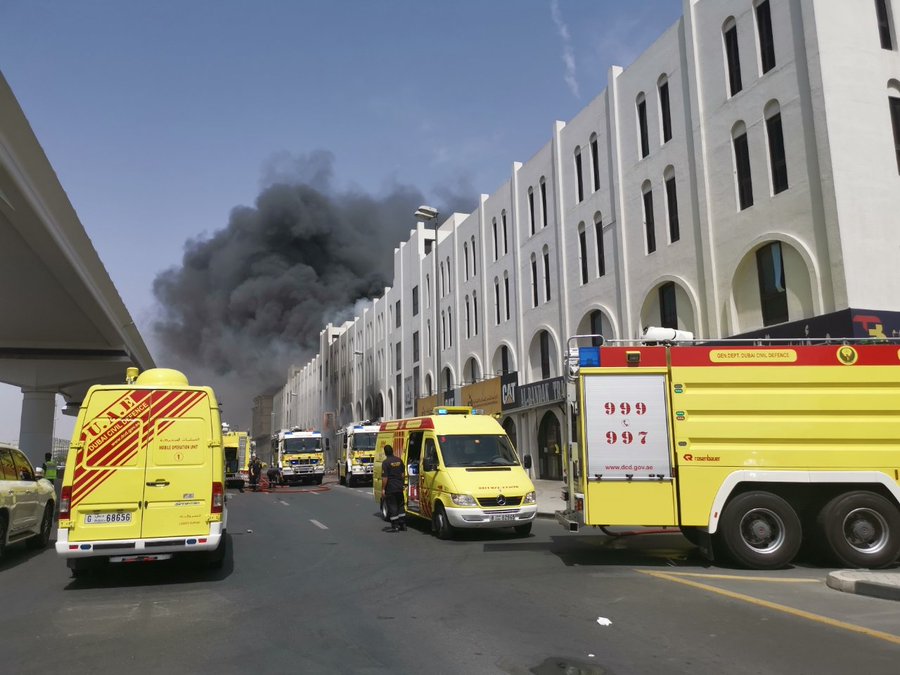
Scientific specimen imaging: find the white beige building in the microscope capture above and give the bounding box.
[282,0,900,478]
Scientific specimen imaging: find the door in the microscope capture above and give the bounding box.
[538,411,563,480]
[9,450,40,530]
[1,448,33,534]
[419,436,441,521]
[404,431,424,514]
[141,389,213,539]
[69,388,151,541]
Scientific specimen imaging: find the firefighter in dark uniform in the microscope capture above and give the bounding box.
[381,445,406,532]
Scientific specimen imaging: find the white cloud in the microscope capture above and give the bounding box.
[551,0,580,99]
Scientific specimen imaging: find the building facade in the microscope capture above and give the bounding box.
[280,0,900,479]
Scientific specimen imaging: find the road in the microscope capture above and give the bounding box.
[3,478,899,674]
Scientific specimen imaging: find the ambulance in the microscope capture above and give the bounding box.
[55,367,227,575]
[373,407,537,538]
[557,332,900,569]
[222,426,250,489]
[336,422,379,487]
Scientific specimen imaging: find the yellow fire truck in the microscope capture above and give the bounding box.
[557,334,900,569]
[222,426,250,489]
[336,422,379,487]
[273,428,325,485]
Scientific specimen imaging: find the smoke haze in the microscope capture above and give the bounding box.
[151,152,475,429]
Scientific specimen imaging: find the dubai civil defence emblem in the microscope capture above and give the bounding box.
[836,346,858,365]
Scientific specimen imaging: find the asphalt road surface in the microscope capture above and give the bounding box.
[3,479,899,674]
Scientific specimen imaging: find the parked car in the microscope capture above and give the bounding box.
[0,443,56,559]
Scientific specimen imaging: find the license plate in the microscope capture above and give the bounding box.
[84,512,132,525]
[491,514,516,522]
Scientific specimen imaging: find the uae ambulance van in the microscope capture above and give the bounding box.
[374,407,537,538]
[55,367,227,575]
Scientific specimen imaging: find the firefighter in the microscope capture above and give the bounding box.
[381,445,406,532]
[266,463,280,490]
[249,454,262,491]
[42,452,57,485]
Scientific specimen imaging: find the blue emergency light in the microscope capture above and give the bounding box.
[579,347,600,367]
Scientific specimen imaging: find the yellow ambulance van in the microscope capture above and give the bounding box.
[374,407,537,538]
[55,367,227,576]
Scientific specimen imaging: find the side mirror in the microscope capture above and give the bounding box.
[423,459,438,472]
[523,455,533,469]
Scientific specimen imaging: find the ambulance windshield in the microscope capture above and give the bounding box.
[284,437,322,453]
[437,435,520,467]
[352,432,377,450]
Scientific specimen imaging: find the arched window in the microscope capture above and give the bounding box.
[465,295,471,339]
[890,80,900,173]
[574,145,584,202]
[463,242,469,281]
[594,212,605,277]
[494,277,501,325]
[732,120,753,210]
[764,100,788,193]
[530,254,538,308]
[542,245,551,302]
[723,17,742,96]
[636,92,649,158]
[492,217,498,261]
[590,133,601,192]
[501,209,509,254]
[471,235,477,277]
[663,165,680,243]
[657,75,672,143]
[528,187,536,235]
[473,291,478,336]
[757,241,788,326]
[540,177,548,228]
[577,221,588,284]
[642,180,656,254]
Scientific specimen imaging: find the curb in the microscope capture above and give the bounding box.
[826,571,900,602]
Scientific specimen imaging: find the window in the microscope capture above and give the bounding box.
[642,182,656,254]
[448,309,452,347]
[504,275,511,321]
[543,249,551,302]
[724,19,743,96]
[531,256,539,307]
[395,300,401,328]
[733,125,754,210]
[395,342,401,371]
[637,94,650,158]
[594,214,605,277]
[463,242,469,281]
[578,224,588,284]
[446,256,451,293]
[659,78,672,143]
[876,0,894,50]
[425,275,430,309]
[439,262,445,297]
[412,286,419,316]
[427,320,432,357]
[590,310,604,347]
[471,236,477,277]
[473,292,478,336]
[465,296,471,339]
[501,345,510,374]
[757,242,788,325]
[494,279,501,325]
[502,210,509,254]
[528,187,536,235]
[590,134,600,191]
[574,147,584,202]
[413,331,420,363]
[756,1,776,73]
[441,311,446,349]
[665,170,680,243]
[492,218,498,261]
[766,107,789,193]
[659,282,677,329]
[540,331,551,380]
[540,178,548,228]
[890,95,900,173]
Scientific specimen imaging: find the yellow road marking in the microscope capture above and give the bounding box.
[639,570,900,646]
[659,571,820,583]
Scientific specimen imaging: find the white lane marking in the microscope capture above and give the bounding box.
[309,490,320,495]
[278,499,289,506]
[310,519,328,530]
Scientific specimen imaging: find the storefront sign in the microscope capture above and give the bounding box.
[509,376,565,411]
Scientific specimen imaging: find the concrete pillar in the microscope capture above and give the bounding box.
[19,389,56,467]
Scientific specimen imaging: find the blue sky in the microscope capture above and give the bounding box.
[0,0,683,442]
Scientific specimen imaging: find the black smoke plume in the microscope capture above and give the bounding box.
[151,151,475,429]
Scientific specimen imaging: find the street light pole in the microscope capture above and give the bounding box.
[415,205,440,402]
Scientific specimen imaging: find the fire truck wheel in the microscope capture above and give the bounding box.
[816,491,900,569]
[347,474,355,488]
[339,472,345,486]
[719,491,802,569]
[433,504,455,540]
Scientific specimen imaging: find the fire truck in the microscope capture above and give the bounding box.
[336,422,379,487]
[556,330,900,570]
[222,425,250,489]
[273,428,325,485]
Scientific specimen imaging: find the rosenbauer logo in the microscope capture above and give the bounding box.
[681,453,720,462]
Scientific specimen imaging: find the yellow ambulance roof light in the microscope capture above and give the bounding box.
[135,368,190,387]
[433,406,474,415]
[125,367,139,384]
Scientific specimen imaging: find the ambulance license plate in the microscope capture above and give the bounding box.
[84,512,132,525]
[491,514,516,521]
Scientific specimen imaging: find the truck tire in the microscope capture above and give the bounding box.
[816,491,900,569]
[27,503,53,550]
[718,491,801,569]
[315,476,324,485]
[432,504,454,540]
[514,522,532,537]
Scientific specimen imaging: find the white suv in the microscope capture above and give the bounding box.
[0,443,56,559]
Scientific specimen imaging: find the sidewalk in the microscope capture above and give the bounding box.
[533,478,900,601]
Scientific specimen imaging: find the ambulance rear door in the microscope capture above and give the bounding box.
[141,389,214,539]
[68,388,152,542]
